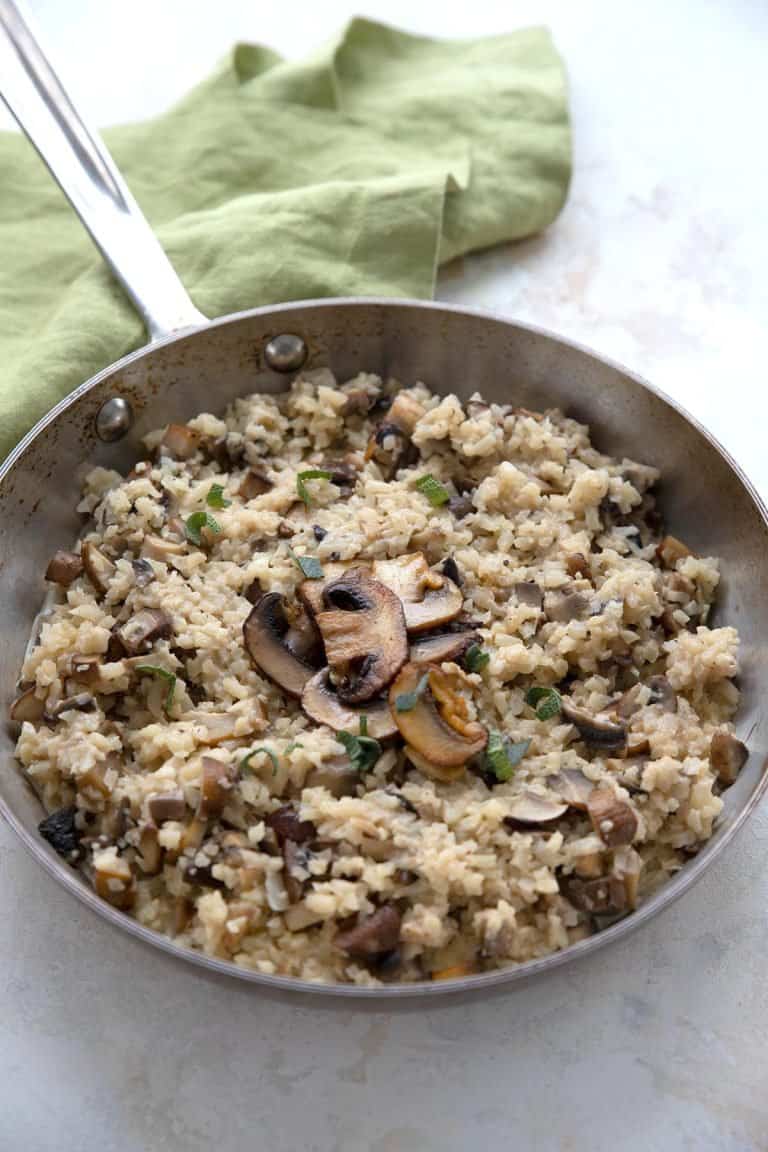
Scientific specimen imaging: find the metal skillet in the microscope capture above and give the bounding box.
[0,0,766,1001]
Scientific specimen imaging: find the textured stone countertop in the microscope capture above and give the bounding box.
[2,1,767,1149]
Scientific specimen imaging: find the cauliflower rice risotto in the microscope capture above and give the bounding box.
[11,370,748,984]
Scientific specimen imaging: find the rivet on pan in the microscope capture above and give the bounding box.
[95,397,134,443]
[264,333,307,373]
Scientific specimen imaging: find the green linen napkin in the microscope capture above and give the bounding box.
[0,18,570,458]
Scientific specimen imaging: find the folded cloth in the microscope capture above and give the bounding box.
[0,18,570,457]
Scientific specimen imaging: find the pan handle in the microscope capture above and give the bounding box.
[0,0,208,341]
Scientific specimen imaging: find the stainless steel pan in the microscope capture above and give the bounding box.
[1,1,765,1000]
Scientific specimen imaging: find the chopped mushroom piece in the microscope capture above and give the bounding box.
[148,790,186,824]
[335,904,402,957]
[657,535,692,568]
[315,569,408,703]
[565,874,627,916]
[514,582,543,609]
[283,609,322,666]
[243,593,318,698]
[137,826,163,875]
[387,392,425,434]
[587,787,638,846]
[647,675,677,713]
[131,558,155,587]
[505,791,568,826]
[409,630,479,666]
[44,692,97,720]
[198,757,235,819]
[45,550,83,586]
[561,699,627,751]
[62,654,102,687]
[81,541,116,594]
[115,608,173,656]
[301,669,398,739]
[265,805,315,844]
[565,553,589,579]
[10,687,45,724]
[573,850,605,879]
[544,590,590,623]
[613,846,643,908]
[709,731,748,786]
[365,421,417,480]
[550,768,594,810]
[141,535,186,562]
[238,468,272,500]
[93,851,135,910]
[389,662,487,769]
[158,423,200,460]
[373,553,463,633]
[305,757,359,798]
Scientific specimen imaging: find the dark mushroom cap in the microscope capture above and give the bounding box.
[301,668,398,739]
[409,630,479,666]
[561,698,627,751]
[710,730,748,786]
[335,904,402,957]
[243,593,317,698]
[315,569,408,704]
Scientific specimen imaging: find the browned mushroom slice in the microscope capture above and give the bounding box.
[81,541,116,594]
[198,757,235,819]
[389,662,487,769]
[305,757,360,798]
[365,421,417,480]
[45,550,83,586]
[148,789,186,824]
[238,467,272,500]
[116,608,173,656]
[297,562,356,618]
[544,590,590,623]
[61,654,102,688]
[315,570,408,704]
[265,805,315,844]
[335,904,402,957]
[565,873,627,916]
[283,608,322,666]
[514,582,543,609]
[141,535,186,562]
[550,768,594,810]
[615,683,643,720]
[136,825,163,875]
[243,593,317,698]
[44,692,97,720]
[505,791,568,826]
[587,787,638,846]
[405,744,466,783]
[657,534,692,568]
[409,630,479,666]
[301,669,398,739]
[373,554,463,633]
[158,423,200,460]
[10,686,45,723]
[561,699,627,751]
[709,730,748,786]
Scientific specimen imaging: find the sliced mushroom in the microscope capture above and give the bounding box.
[283,608,323,666]
[141,535,186,562]
[115,608,173,656]
[335,904,402,957]
[238,468,272,500]
[136,825,163,875]
[315,570,408,703]
[441,557,463,587]
[131,558,155,588]
[405,744,466,783]
[148,789,186,824]
[45,550,83,587]
[613,845,643,909]
[616,683,643,720]
[709,731,748,786]
[243,593,317,698]
[389,662,487,769]
[243,577,263,605]
[514,581,543,609]
[409,630,479,666]
[587,787,638,846]
[565,874,627,916]
[365,421,418,480]
[448,493,475,520]
[181,708,264,746]
[10,687,45,724]
[544,589,590,623]
[657,534,692,568]
[561,698,627,751]
[81,541,116,594]
[301,669,398,739]
[505,791,568,826]
[44,692,97,720]
[61,654,102,688]
[297,562,355,618]
[198,757,235,819]
[158,423,200,460]
[305,756,359,798]
[550,768,594,811]
[647,675,677,713]
[265,805,315,844]
[281,839,309,903]
[373,554,463,633]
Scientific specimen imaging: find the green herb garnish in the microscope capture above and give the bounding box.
[284,741,304,754]
[394,672,430,713]
[464,644,490,673]
[526,685,563,721]
[185,510,221,546]
[297,469,333,508]
[359,715,369,737]
[240,746,279,775]
[338,729,382,773]
[206,483,231,509]
[415,474,451,508]
[288,548,324,580]
[135,665,177,714]
[485,730,531,782]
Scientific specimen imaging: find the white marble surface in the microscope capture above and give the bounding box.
[3,2,768,1149]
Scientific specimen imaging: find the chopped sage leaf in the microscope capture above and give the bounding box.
[526,685,563,721]
[414,474,451,508]
[135,664,177,714]
[240,746,279,775]
[485,730,531,782]
[465,644,490,673]
[338,730,382,773]
[394,672,430,713]
[288,548,324,580]
[297,469,333,508]
[185,510,221,546]
[206,483,231,509]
